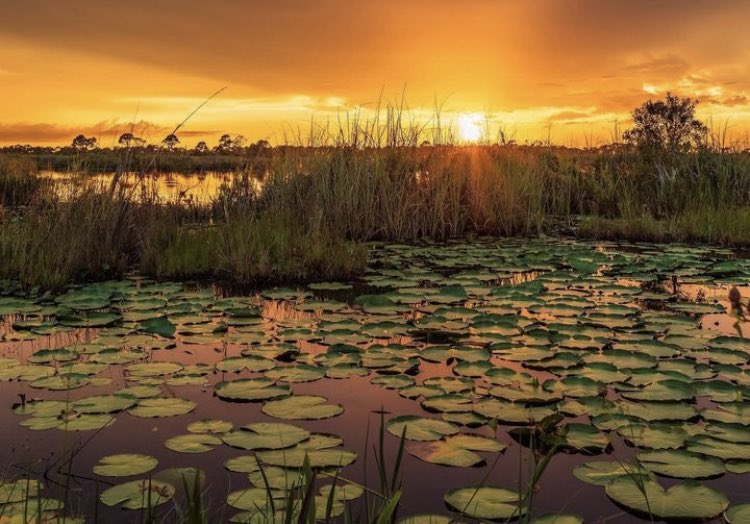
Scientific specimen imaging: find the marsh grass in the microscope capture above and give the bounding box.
[0,156,48,207]
[3,109,750,290]
[261,145,750,244]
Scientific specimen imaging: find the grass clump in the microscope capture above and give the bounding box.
[262,146,750,245]
[579,207,750,246]
[0,180,365,290]
[0,156,48,207]
[4,142,750,290]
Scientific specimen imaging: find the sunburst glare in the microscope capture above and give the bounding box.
[457,112,485,143]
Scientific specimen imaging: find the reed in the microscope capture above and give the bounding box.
[3,136,750,291]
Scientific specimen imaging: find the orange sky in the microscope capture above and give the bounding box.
[1,0,750,147]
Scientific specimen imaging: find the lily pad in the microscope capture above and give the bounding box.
[604,476,729,520]
[444,486,525,520]
[261,395,344,420]
[93,454,158,477]
[100,479,175,509]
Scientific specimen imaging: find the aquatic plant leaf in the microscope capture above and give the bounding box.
[140,317,176,338]
[637,450,724,479]
[93,454,158,477]
[187,419,233,434]
[264,364,325,383]
[604,476,728,520]
[215,378,291,402]
[530,515,583,524]
[261,395,344,420]
[99,479,175,509]
[60,413,114,431]
[407,434,505,468]
[222,423,310,451]
[73,394,136,414]
[226,487,286,511]
[165,434,222,453]
[216,356,275,373]
[561,423,610,451]
[256,448,356,469]
[397,516,454,524]
[129,398,196,418]
[0,480,41,504]
[573,461,648,486]
[726,504,750,524]
[386,415,460,441]
[444,486,525,520]
[319,482,364,501]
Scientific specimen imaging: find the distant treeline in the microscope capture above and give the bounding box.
[0,142,642,175]
[0,143,276,174]
[4,144,750,289]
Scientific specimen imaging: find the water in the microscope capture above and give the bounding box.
[41,171,259,203]
[0,239,749,522]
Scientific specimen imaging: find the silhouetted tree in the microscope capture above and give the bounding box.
[71,134,98,151]
[252,139,271,149]
[623,93,708,151]
[118,132,145,148]
[194,141,209,154]
[217,134,234,152]
[162,133,180,150]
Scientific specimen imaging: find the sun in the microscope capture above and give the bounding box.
[457,113,485,143]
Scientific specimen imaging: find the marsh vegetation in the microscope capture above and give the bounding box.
[1,95,750,523]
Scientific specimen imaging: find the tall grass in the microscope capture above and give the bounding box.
[0,156,48,207]
[3,127,750,290]
[0,176,365,290]
[260,145,750,243]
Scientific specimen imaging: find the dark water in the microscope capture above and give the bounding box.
[1,239,749,523]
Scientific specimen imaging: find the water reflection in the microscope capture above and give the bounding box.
[0,241,749,522]
[42,171,261,203]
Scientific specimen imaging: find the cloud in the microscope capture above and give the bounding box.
[0,120,215,145]
[624,55,691,77]
[2,1,750,145]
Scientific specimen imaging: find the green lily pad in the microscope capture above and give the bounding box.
[129,398,196,418]
[100,479,175,509]
[727,504,750,524]
[637,449,725,479]
[215,378,291,402]
[187,419,234,434]
[386,416,460,441]
[93,454,158,477]
[222,423,310,451]
[573,461,648,486]
[604,476,729,520]
[444,486,525,520]
[261,395,344,420]
[165,434,222,453]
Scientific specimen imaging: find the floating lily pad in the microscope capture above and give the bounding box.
[165,434,222,453]
[215,378,291,402]
[444,486,525,520]
[129,398,196,418]
[222,423,310,451]
[100,479,175,509]
[187,419,233,434]
[262,395,344,420]
[604,476,729,520]
[93,454,158,477]
[387,416,460,441]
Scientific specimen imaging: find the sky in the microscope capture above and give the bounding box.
[1,0,749,147]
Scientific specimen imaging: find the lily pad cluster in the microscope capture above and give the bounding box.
[2,239,750,521]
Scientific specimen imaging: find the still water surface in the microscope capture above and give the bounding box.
[1,240,749,522]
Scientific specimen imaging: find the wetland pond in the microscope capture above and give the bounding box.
[1,239,750,523]
[42,171,257,203]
